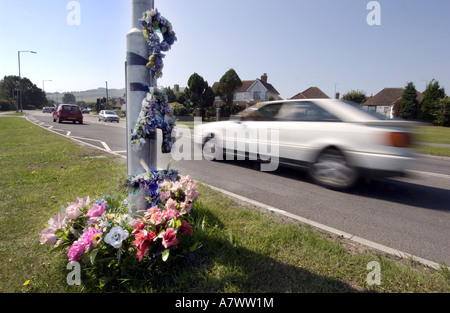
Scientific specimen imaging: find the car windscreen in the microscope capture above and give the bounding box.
[62,105,79,111]
[105,111,116,115]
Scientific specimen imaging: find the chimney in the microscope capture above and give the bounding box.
[261,73,268,83]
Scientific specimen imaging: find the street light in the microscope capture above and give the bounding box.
[17,50,37,112]
[42,80,52,92]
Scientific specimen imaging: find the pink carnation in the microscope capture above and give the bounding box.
[68,240,85,262]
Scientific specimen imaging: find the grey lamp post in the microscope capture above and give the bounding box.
[18,50,37,112]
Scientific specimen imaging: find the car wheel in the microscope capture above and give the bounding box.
[57,117,62,123]
[309,148,358,190]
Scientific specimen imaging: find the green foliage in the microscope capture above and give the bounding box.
[184,73,215,118]
[0,75,47,110]
[170,102,187,116]
[421,79,446,123]
[399,82,419,120]
[62,93,76,104]
[342,90,367,104]
[434,98,450,126]
[215,69,243,113]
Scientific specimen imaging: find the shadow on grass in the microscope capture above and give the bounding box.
[78,207,359,293]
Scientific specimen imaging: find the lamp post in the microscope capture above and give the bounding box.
[42,80,52,92]
[126,0,155,212]
[18,50,37,112]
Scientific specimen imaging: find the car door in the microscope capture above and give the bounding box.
[224,102,283,161]
[275,101,342,164]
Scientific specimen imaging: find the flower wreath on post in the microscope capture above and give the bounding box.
[130,9,178,153]
[40,9,198,286]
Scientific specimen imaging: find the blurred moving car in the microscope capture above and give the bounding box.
[42,107,52,113]
[194,99,419,190]
[98,110,120,123]
[53,104,83,124]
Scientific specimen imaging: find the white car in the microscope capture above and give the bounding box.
[98,110,120,123]
[194,99,418,190]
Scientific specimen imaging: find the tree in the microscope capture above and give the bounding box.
[184,73,214,118]
[215,69,242,113]
[434,98,450,126]
[421,79,446,123]
[62,93,76,104]
[164,87,177,103]
[0,75,47,110]
[342,90,367,104]
[398,82,419,120]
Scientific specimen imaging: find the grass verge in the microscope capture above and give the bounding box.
[0,117,449,293]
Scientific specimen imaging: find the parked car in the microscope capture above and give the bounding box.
[194,99,419,190]
[42,107,52,113]
[98,110,120,123]
[53,104,83,124]
[82,109,90,114]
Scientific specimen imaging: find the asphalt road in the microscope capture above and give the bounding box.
[27,111,450,265]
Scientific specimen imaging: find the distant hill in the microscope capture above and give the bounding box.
[46,88,125,103]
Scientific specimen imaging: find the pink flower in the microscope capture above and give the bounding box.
[160,190,171,201]
[144,206,160,219]
[68,240,85,262]
[180,201,192,214]
[133,230,156,262]
[179,221,193,236]
[150,211,163,225]
[86,202,106,218]
[132,218,146,234]
[40,227,58,245]
[162,228,179,248]
[163,208,180,221]
[165,198,178,210]
[66,204,81,220]
[79,227,102,252]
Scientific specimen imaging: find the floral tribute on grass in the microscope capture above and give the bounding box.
[40,174,198,281]
[40,8,192,288]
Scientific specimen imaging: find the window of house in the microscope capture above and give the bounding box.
[253,91,261,100]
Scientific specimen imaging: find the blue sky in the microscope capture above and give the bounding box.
[0,0,449,100]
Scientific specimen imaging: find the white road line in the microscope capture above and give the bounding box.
[48,126,53,130]
[407,169,450,179]
[66,131,71,136]
[101,141,111,152]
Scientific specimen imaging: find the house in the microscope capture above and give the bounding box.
[362,88,424,119]
[212,73,281,108]
[290,87,330,100]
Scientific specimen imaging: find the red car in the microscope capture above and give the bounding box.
[53,104,83,124]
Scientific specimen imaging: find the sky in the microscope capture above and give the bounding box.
[0,0,449,100]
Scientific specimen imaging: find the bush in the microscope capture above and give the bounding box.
[170,102,187,116]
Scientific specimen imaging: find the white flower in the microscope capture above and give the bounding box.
[104,226,129,249]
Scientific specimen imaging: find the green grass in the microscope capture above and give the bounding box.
[413,126,450,157]
[0,117,449,293]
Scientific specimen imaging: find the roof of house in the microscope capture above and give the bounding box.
[291,87,330,99]
[363,88,424,106]
[211,78,280,96]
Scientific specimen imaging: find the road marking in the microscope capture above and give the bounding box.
[101,141,111,152]
[48,126,53,130]
[407,169,450,179]
[66,131,71,136]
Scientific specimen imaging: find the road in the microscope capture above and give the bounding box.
[27,111,450,265]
